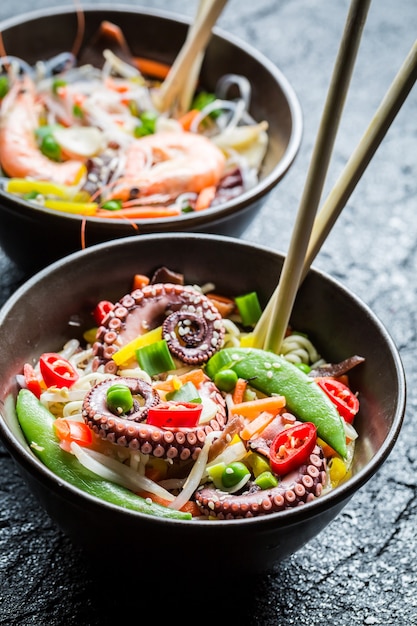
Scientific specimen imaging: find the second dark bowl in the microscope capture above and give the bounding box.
[0,4,302,273]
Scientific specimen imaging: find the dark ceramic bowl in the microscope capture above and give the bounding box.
[0,234,406,576]
[0,4,302,273]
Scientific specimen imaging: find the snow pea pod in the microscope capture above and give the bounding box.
[205,347,347,458]
[15,389,191,520]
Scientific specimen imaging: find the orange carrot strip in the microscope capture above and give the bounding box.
[208,293,236,318]
[240,411,277,441]
[95,206,180,219]
[138,491,201,517]
[232,378,248,404]
[177,108,200,131]
[134,57,171,80]
[195,186,216,211]
[230,395,286,420]
[153,368,207,393]
[132,273,150,290]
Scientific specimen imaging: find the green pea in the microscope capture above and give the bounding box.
[295,362,311,374]
[106,384,134,415]
[214,368,238,392]
[40,134,61,161]
[52,78,67,94]
[101,200,122,212]
[221,461,250,488]
[0,76,9,99]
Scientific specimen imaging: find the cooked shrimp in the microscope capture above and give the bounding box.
[0,76,85,185]
[107,131,226,202]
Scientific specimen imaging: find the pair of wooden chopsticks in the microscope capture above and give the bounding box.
[253,0,417,353]
[154,0,229,115]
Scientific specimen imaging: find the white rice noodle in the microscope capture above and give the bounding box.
[344,421,358,441]
[60,339,81,360]
[117,367,153,385]
[168,430,220,510]
[62,401,84,419]
[102,49,141,79]
[280,334,321,365]
[70,442,175,501]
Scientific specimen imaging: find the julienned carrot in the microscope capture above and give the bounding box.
[132,273,150,290]
[240,411,277,441]
[232,378,248,404]
[195,186,216,211]
[96,206,181,219]
[138,491,201,517]
[177,108,200,131]
[230,395,286,420]
[153,368,207,393]
[207,293,236,318]
[134,57,171,80]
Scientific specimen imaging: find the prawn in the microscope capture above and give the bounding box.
[0,75,85,185]
[107,131,226,202]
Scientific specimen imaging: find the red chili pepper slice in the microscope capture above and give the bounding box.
[39,353,79,389]
[269,422,317,476]
[53,418,93,452]
[23,363,42,399]
[93,300,114,325]
[316,377,359,423]
[147,401,203,428]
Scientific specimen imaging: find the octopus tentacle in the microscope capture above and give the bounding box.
[194,445,327,519]
[82,376,228,461]
[92,283,225,372]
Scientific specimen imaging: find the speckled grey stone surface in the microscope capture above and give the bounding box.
[0,1,416,624]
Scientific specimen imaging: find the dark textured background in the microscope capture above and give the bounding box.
[0,1,416,624]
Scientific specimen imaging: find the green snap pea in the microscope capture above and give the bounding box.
[16,389,191,520]
[205,347,347,458]
[106,384,134,414]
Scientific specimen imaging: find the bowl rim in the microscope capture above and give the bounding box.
[0,233,407,530]
[0,3,303,228]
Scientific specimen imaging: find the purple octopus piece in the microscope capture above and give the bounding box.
[92,283,225,373]
[82,375,228,461]
[194,445,327,519]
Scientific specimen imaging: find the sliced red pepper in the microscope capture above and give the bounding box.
[146,401,203,428]
[23,363,42,399]
[269,422,317,476]
[53,418,93,452]
[39,353,79,389]
[93,300,114,325]
[316,377,359,423]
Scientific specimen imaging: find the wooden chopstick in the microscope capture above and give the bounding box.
[300,38,417,283]
[252,0,371,352]
[154,0,229,114]
[176,0,212,117]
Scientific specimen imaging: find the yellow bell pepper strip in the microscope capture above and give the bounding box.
[5,178,90,201]
[205,347,348,458]
[111,326,163,367]
[16,389,191,520]
[42,199,98,215]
